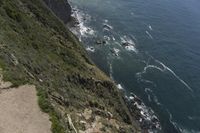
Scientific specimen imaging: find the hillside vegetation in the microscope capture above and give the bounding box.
[0,0,140,132]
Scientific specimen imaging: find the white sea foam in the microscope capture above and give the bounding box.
[117,84,124,90]
[103,24,113,31]
[104,35,111,41]
[143,79,155,85]
[112,48,120,56]
[120,36,135,45]
[137,64,163,77]
[138,56,193,92]
[128,94,161,131]
[168,111,181,131]
[145,31,153,39]
[145,65,163,72]
[129,96,134,100]
[71,7,95,39]
[103,20,113,31]
[145,88,153,93]
[145,88,153,102]
[167,106,200,133]
[112,36,116,41]
[148,25,153,31]
[79,24,95,36]
[167,110,196,133]
[120,35,138,53]
[154,59,194,92]
[86,46,95,52]
[125,45,138,52]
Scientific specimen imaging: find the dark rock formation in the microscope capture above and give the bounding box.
[43,0,72,23]
[96,39,106,45]
[123,93,161,132]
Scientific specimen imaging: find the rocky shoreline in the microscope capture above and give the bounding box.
[123,93,161,132]
[43,0,162,132]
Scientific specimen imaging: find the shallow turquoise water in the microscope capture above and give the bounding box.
[69,0,200,132]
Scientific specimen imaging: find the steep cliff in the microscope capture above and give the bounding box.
[0,0,140,132]
[43,0,71,23]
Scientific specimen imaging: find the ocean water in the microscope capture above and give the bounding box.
[68,0,200,132]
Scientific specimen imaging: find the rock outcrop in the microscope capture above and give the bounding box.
[43,0,72,23]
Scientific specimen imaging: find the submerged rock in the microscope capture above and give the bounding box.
[86,47,95,52]
[103,24,113,31]
[96,39,106,45]
[110,48,120,56]
[121,42,131,47]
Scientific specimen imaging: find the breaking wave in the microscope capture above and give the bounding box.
[70,7,95,40]
[120,35,138,53]
[86,46,95,52]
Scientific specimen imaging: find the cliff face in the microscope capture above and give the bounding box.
[0,0,140,132]
[43,0,71,23]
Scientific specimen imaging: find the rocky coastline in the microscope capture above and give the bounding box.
[42,0,162,132]
[123,93,161,132]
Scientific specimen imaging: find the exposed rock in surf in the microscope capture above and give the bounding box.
[69,7,95,38]
[96,39,106,45]
[103,36,111,41]
[110,48,120,56]
[103,24,113,31]
[123,92,161,132]
[121,41,138,53]
[122,42,131,47]
[86,47,95,52]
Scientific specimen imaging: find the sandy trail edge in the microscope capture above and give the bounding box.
[0,79,51,133]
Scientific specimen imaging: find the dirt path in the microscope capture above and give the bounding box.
[0,77,51,133]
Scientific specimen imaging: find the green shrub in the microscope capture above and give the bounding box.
[4,4,22,22]
[37,88,52,113]
[50,112,65,133]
